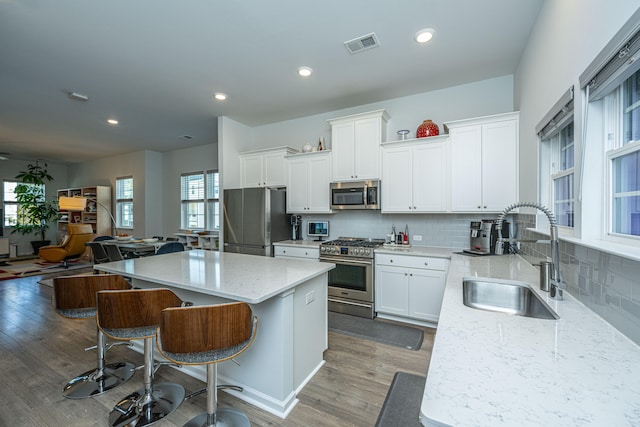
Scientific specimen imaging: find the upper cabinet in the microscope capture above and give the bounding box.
[286,151,332,214]
[381,136,449,213]
[239,147,297,188]
[446,112,519,212]
[327,110,389,182]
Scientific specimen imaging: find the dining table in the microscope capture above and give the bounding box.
[100,239,168,257]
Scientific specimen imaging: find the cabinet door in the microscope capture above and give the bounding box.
[241,154,265,188]
[408,268,446,322]
[375,266,409,316]
[286,158,309,213]
[450,125,483,211]
[263,152,287,187]
[307,154,332,213]
[331,121,356,181]
[482,119,518,211]
[353,117,381,180]
[413,142,447,212]
[381,145,413,212]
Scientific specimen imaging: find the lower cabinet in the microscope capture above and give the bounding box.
[274,244,319,261]
[375,253,448,323]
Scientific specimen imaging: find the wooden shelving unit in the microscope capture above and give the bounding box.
[57,186,112,236]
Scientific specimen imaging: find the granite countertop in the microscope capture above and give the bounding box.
[94,249,334,304]
[273,239,324,249]
[421,253,640,426]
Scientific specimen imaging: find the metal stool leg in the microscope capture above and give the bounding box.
[108,337,185,427]
[63,326,135,399]
[185,364,250,427]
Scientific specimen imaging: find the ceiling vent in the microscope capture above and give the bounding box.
[344,32,380,55]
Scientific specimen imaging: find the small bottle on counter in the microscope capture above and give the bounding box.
[404,224,409,245]
[391,224,396,244]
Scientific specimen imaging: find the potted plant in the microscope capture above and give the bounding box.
[10,161,60,254]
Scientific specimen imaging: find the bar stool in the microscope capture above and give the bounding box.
[97,288,190,427]
[52,274,135,399]
[156,302,258,427]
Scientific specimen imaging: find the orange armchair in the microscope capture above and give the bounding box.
[39,224,94,267]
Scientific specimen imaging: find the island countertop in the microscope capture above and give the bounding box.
[421,253,640,426]
[94,249,335,304]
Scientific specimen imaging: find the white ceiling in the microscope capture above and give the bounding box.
[0,0,543,164]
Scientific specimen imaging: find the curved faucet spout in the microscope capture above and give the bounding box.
[494,202,564,300]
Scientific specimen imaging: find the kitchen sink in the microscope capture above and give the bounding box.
[462,278,559,320]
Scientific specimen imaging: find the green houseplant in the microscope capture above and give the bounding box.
[11,161,59,253]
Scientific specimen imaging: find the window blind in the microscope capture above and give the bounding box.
[181,173,204,201]
[116,176,133,200]
[579,7,640,100]
[536,87,574,140]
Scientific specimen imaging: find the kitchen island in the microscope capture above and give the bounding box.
[421,253,640,426]
[94,249,335,418]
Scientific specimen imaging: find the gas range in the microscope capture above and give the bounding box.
[320,237,385,259]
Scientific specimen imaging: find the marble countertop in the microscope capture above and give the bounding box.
[421,253,640,426]
[273,239,324,249]
[94,249,335,304]
[374,245,454,258]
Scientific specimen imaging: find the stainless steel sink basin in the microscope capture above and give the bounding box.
[462,278,559,320]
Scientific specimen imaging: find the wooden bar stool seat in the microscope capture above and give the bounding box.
[156,302,258,427]
[97,288,190,427]
[52,274,135,399]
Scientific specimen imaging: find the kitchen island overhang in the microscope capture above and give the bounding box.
[94,249,335,418]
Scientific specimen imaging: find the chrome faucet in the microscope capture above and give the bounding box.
[494,202,564,300]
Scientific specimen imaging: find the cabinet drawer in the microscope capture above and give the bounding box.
[375,254,447,271]
[274,245,319,260]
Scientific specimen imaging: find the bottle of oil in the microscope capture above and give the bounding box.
[404,224,409,245]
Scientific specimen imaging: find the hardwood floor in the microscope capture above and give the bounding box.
[0,273,434,426]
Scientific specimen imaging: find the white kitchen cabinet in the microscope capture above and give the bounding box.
[273,244,319,261]
[286,151,332,213]
[447,112,519,212]
[327,109,389,182]
[375,253,448,323]
[381,136,448,212]
[240,147,297,188]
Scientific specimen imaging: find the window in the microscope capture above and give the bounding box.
[116,176,134,229]
[3,180,44,227]
[537,88,574,228]
[180,170,219,230]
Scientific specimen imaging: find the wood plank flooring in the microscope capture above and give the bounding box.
[0,273,434,427]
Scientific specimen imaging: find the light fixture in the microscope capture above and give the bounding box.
[107,119,119,125]
[297,66,313,77]
[68,92,89,102]
[214,92,227,101]
[415,28,435,44]
[58,196,119,236]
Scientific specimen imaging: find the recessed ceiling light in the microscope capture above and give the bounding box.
[214,93,227,101]
[107,119,119,125]
[415,28,435,44]
[297,66,313,77]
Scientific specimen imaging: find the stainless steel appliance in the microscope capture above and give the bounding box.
[330,180,380,210]
[290,215,301,240]
[320,237,385,318]
[223,188,289,256]
[464,220,510,255]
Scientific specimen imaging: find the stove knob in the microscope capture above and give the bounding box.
[365,249,370,255]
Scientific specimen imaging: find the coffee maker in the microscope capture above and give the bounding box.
[464,220,510,255]
[290,215,302,240]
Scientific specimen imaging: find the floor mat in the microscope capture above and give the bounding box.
[375,371,426,427]
[328,311,424,350]
[0,259,92,281]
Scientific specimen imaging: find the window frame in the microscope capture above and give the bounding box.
[180,170,219,231]
[115,176,134,229]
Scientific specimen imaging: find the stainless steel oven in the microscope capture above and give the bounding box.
[320,237,384,318]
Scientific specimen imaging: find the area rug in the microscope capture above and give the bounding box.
[0,259,92,281]
[328,311,424,350]
[375,372,426,427]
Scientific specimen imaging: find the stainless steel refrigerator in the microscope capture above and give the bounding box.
[223,188,289,256]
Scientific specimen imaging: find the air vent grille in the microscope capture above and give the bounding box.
[344,32,380,55]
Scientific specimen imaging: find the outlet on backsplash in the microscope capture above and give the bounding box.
[413,235,423,241]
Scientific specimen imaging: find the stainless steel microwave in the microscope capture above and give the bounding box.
[330,180,380,210]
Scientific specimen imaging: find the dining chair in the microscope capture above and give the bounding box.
[105,244,125,262]
[156,242,185,255]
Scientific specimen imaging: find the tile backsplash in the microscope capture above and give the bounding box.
[514,214,640,346]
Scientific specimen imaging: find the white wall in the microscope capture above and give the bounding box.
[514,0,640,205]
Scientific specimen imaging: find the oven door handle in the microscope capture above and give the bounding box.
[320,257,373,266]
[328,297,372,308]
